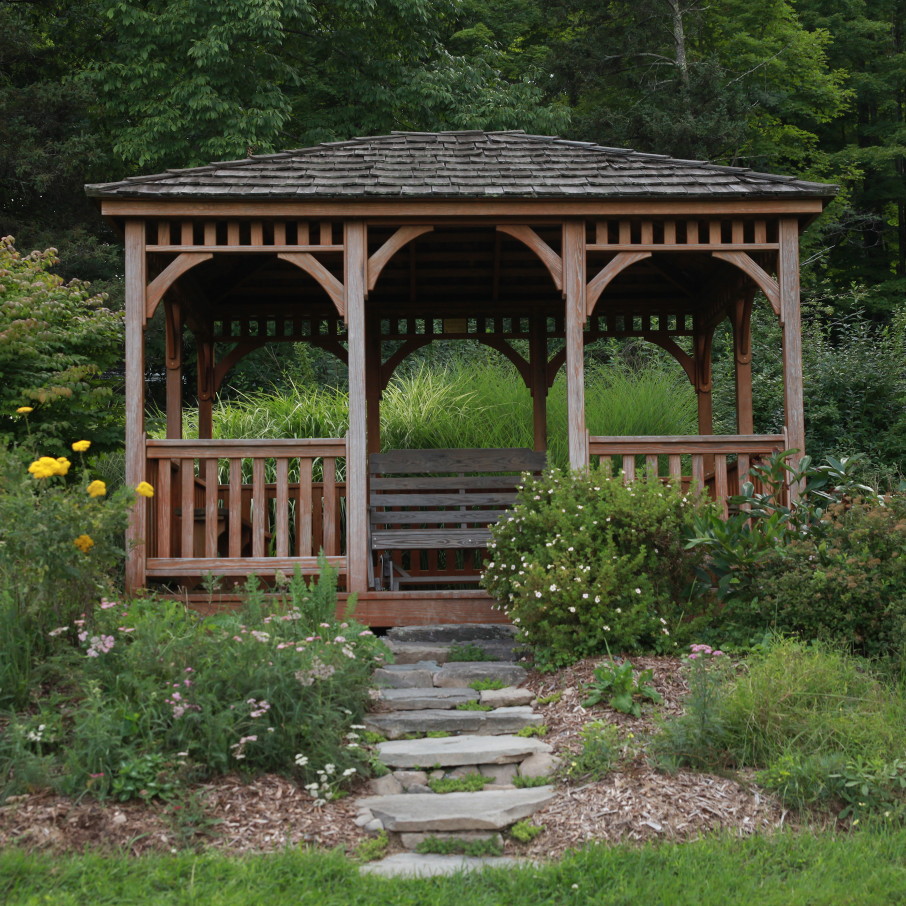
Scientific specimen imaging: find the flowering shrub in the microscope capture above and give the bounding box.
[481,465,707,668]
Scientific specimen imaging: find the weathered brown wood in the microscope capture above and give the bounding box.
[180,460,194,557]
[371,509,508,525]
[732,295,754,434]
[298,458,313,557]
[345,220,368,589]
[228,459,241,558]
[278,251,346,317]
[496,225,563,290]
[275,458,289,557]
[668,454,682,478]
[204,459,218,557]
[125,220,147,592]
[530,315,548,452]
[586,251,652,316]
[146,438,346,456]
[371,475,529,490]
[622,455,635,481]
[588,434,785,455]
[348,590,506,627]
[371,448,545,473]
[373,492,517,508]
[780,216,805,498]
[367,225,434,291]
[164,299,183,439]
[564,220,587,469]
[371,529,493,549]
[714,455,729,516]
[692,454,705,487]
[323,456,338,557]
[157,459,171,558]
[146,556,345,577]
[712,251,780,315]
[252,457,266,557]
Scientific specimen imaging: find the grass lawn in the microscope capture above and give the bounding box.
[2,827,905,905]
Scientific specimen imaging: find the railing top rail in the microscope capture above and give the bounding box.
[589,434,786,455]
[146,438,347,457]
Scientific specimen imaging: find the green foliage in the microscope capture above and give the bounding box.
[0,238,124,450]
[508,819,544,843]
[482,465,705,668]
[512,773,552,788]
[427,773,491,793]
[352,830,390,863]
[654,639,906,821]
[468,678,507,691]
[582,660,662,717]
[515,725,547,738]
[0,561,390,802]
[414,835,503,856]
[564,720,621,782]
[447,643,494,663]
[161,789,223,849]
[536,691,562,705]
[455,700,494,711]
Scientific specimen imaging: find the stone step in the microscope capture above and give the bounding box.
[372,662,439,688]
[375,733,552,769]
[357,786,555,832]
[376,688,478,710]
[360,852,526,878]
[387,639,519,665]
[365,706,542,740]
[433,662,528,688]
[386,624,517,643]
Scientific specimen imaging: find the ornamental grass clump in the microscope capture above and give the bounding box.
[481,464,707,669]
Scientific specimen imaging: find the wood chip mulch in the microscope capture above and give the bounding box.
[0,654,802,860]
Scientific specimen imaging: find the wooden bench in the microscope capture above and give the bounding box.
[368,447,546,590]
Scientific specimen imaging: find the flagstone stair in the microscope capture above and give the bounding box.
[355,624,559,876]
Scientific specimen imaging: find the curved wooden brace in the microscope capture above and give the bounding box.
[146,253,212,319]
[164,299,182,369]
[367,226,434,293]
[197,337,215,401]
[547,347,566,389]
[586,251,652,316]
[644,334,695,385]
[479,337,531,387]
[732,295,754,366]
[694,328,715,393]
[496,225,563,291]
[278,252,345,318]
[380,337,432,391]
[712,251,780,317]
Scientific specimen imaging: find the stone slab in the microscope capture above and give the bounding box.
[356,786,556,832]
[377,688,478,710]
[360,853,525,878]
[479,687,535,707]
[387,624,517,643]
[375,734,552,769]
[398,831,503,850]
[372,662,439,689]
[364,706,542,740]
[518,752,561,780]
[388,640,518,665]
[433,662,528,688]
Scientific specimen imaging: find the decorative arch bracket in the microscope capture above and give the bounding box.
[496,225,563,291]
[367,226,434,293]
[145,252,213,320]
[278,252,346,318]
[586,252,652,317]
[711,251,780,317]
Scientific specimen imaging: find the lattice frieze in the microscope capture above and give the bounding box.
[145,219,344,252]
[587,217,778,251]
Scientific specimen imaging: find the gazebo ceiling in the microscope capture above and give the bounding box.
[86,131,837,202]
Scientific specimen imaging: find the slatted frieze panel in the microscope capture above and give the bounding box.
[587,218,780,251]
[145,219,344,252]
[145,439,347,578]
[212,315,347,343]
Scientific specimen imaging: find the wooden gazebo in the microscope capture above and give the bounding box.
[86,131,835,625]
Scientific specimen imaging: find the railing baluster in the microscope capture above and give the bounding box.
[157,458,171,558]
[180,458,194,557]
[691,454,705,488]
[323,457,337,556]
[622,455,635,482]
[714,455,729,516]
[228,458,241,557]
[252,457,266,557]
[668,454,682,480]
[204,458,218,557]
[276,458,289,557]
[298,458,313,557]
[645,454,658,476]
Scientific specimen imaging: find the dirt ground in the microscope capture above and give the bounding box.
[0,655,797,860]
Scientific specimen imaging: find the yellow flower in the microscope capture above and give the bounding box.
[28,457,61,479]
[16,406,33,414]
[72,440,91,452]
[135,481,154,498]
[54,457,71,476]
[87,480,107,498]
[73,534,94,553]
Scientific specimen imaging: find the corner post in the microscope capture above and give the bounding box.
[563,221,587,470]
[779,216,806,498]
[529,314,548,453]
[732,292,754,435]
[345,221,369,592]
[124,220,147,593]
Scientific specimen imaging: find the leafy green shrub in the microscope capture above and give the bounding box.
[564,720,622,781]
[446,642,494,662]
[582,659,662,716]
[513,774,552,788]
[414,835,503,856]
[0,238,124,451]
[0,561,390,802]
[482,465,705,668]
[509,819,544,843]
[427,773,491,793]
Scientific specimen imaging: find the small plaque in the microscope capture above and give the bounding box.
[443,318,468,334]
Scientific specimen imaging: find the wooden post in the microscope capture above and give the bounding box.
[345,221,369,592]
[694,326,715,480]
[563,221,587,470]
[732,293,754,434]
[197,334,214,439]
[529,314,548,453]
[365,310,382,455]
[164,299,182,439]
[124,220,147,593]
[779,216,806,498]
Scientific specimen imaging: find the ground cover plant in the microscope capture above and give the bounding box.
[482,464,706,668]
[0,557,389,804]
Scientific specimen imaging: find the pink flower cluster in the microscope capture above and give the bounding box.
[688,643,724,660]
[85,635,115,657]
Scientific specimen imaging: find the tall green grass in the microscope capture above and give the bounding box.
[186,359,697,469]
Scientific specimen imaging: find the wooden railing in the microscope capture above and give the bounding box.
[144,438,346,578]
[588,434,787,515]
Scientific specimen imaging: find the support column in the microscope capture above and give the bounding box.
[164,299,183,439]
[563,221,587,470]
[124,220,147,593]
[732,293,754,435]
[345,221,369,592]
[694,328,714,435]
[779,216,806,499]
[529,315,548,453]
[196,335,214,439]
[365,310,382,456]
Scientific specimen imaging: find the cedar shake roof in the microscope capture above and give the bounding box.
[85,131,837,200]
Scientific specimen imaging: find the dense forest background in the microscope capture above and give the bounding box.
[2,0,905,472]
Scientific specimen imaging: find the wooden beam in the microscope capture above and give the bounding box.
[367,225,433,292]
[563,221,587,470]
[145,252,212,319]
[124,220,147,593]
[732,293,754,434]
[278,252,346,318]
[711,251,780,315]
[164,299,182,439]
[586,251,652,316]
[496,225,563,291]
[779,217,805,498]
[530,315,548,452]
[345,221,369,593]
[100,198,828,219]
